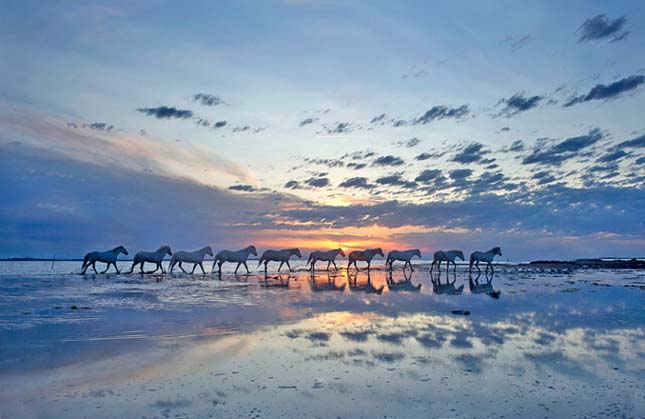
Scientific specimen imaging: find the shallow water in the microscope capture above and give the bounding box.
[0,262,644,418]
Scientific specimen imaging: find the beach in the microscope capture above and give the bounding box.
[0,261,643,418]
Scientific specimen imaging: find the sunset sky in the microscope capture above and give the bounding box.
[1,1,644,259]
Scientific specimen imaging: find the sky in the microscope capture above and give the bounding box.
[1,0,644,260]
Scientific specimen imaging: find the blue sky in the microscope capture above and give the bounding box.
[1,1,644,259]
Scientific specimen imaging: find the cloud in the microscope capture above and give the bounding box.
[415,151,445,161]
[305,177,330,187]
[322,122,353,134]
[304,158,344,168]
[284,180,301,189]
[299,117,318,127]
[452,143,489,164]
[597,150,628,163]
[214,121,228,129]
[339,177,373,189]
[493,93,543,117]
[231,125,263,134]
[394,137,421,148]
[564,75,644,107]
[370,113,387,125]
[508,140,525,152]
[411,105,469,125]
[87,122,114,131]
[375,174,417,189]
[373,155,404,167]
[578,14,629,43]
[347,162,367,170]
[137,106,193,119]
[449,168,473,180]
[616,134,645,149]
[194,118,210,127]
[501,34,532,51]
[193,93,223,107]
[522,128,603,166]
[228,184,269,193]
[414,169,443,184]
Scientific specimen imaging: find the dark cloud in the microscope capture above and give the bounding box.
[508,140,525,152]
[284,180,301,189]
[501,35,531,52]
[304,158,344,168]
[564,75,644,107]
[411,105,469,125]
[597,150,628,163]
[493,93,543,118]
[228,184,269,193]
[137,106,193,119]
[339,177,373,189]
[414,169,443,183]
[452,143,489,164]
[415,151,445,161]
[299,117,318,127]
[322,122,353,134]
[193,93,223,107]
[194,118,210,127]
[522,129,603,166]
[532,171,557,185]
[376,174,417,189]
[305,177,330,188]
[347,162,367,170]
[373,155,404,167]
[66,122,78,129]
[214,121,227,128]
[342,150,376,161]
[231,125,263,134]
[578,14,629,43]
[370,114,387,124]
[87,122,114,132]
[449,168,473,180]
[616,134,645,149]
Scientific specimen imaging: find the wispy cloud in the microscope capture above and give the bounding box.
[564,75,644,107]
[137,106,193,119]
[578,14,629,43]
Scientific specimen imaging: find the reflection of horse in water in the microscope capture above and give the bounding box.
[469,247,502,274]
[258,248,302,273]
[347,248,384,271]
[347,272,384,295]
[169,246,213,274]
[310,271,346,292]
[260,273,291,288]
[386,249,421,271]
[81,246,128,274]
[307,248,345,271]
[430,250,464,274]
[431,271,464,295]
[212,245,257,274]
[126,245,172,274]
[386,270,422,292]
[468,271,501,299]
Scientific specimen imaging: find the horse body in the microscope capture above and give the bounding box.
[469,247,502,273]
[212,245,257,274]
[81,246,128,274]
[127,245,172,274]
[347,248,384,271]
[258,248,302,272]
[307,248,345,271]
[430,249,464,274]
[169,246,213,274]
[386,249,421,271]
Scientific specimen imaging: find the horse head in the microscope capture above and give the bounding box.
[248,245,258,256]
[338,248,346,257]
[115,246,128,255]
[374,248,384,257]
[291,248,302,258]
[456,250,465,260]
[205,246,213,256]
[159,245,172,256]
[414,249,422,258]
[492,247,502,256]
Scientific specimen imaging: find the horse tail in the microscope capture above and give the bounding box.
[469,254,475,269]
[257,256,264,266]
[307,253,313,264]
[81,254,90,269]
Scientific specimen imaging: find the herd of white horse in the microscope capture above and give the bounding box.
[80,245,502,275]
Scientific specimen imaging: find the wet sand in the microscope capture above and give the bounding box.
[0,261,644,418]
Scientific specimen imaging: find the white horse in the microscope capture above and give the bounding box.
[430,249,464,274]
[386,249,421,271]
[212,245,257,274]
[169,246,213,274]
[307,248,345,271]
[347,248,384,271]
[81,246,128,274]
[469,247,502,273]
[126,245,172,274]
[258,248,302,272]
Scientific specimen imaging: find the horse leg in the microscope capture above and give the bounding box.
[286,260,292,272]
[354,260,359,271]
[310,260,315,271]
[161,262,166,274]
[327,261,331,271]
[179,262,188,274]
[264,261,268,273]
[332,260,338,271]
[489,262,494,274]
[199,263,206,274]
[453,260,457,273]
[243,262,250,273]
[367,261,371,271]
[277,261,284,272]
[81,261,88,274]
[476,261,481,273]
[234,263,241,274]
[114,262,121,274]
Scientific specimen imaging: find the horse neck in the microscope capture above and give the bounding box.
[155,247,167,255]
[196,247,209,256]
[240,246,253,255]
[111,247,122,254]
[488,248,498,255]
[288,249,298,256]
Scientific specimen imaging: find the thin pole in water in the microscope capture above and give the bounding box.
[51,255,56,270]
